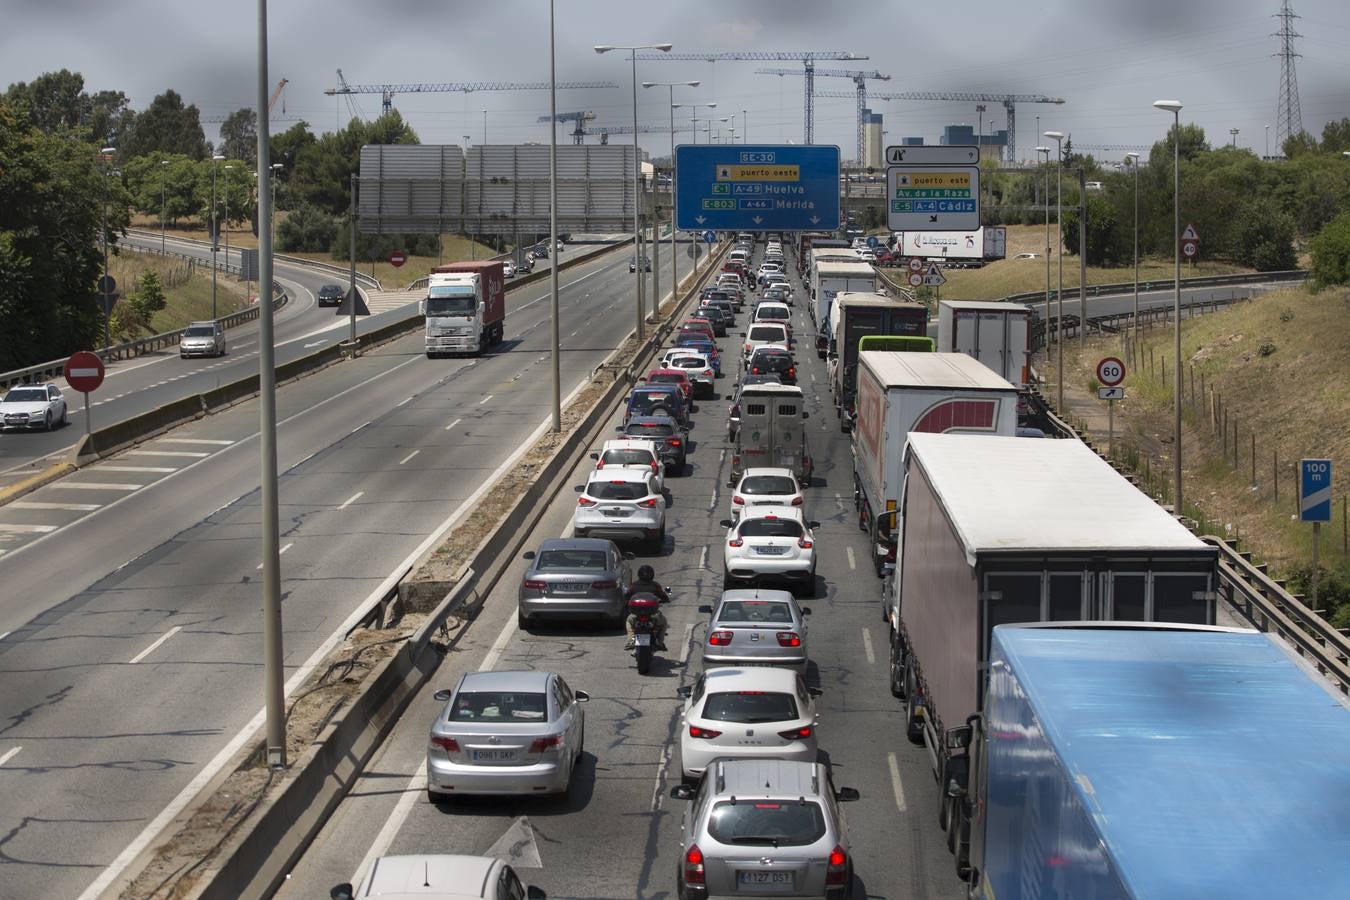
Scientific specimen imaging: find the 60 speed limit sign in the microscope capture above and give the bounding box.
[1096,356,1126,387]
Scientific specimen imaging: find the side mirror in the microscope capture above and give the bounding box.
[801,606,813,616]
[808,521,821,529]
[808,687,824,697]
[946,724,973,751]
[670,784,695,801]
[725,395,735,401]
[718,519,734,528]
[417,300,426,316]
[526,888,547,900]
[433,689,452,702]
[575,690,590,702]
[522,550,536,560]
[331,885,355,900]
[615,426,625,432]
[573,485,584,492]
[801,412,810,420]
[623,551,636,560]
[589,452,599,460]
[676,685,692,698]
[834,787,861,802]
[698,604,714,614]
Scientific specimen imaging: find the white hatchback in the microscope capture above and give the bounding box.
[662,352,716,396]
[730,467,803,522]
[677,667,820,783]
[573,468,666,551]
[720,505,819,596]
[592,439,664,494]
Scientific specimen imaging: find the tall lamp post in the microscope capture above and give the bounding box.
[99,146,117,348]
[159,159,170,252]
[1154,99,1184,514]
[674,101,717,145]
[211,153,224,319]
[548,0,561,430]
[1265,124,1271,159]
[1036,146,1051,341]
[270,162,283,241]
[482,109,488,144]
[1229,127,1239,149]
[596,41,673,340]
[1044,130,1065,412]
[1125,152,1141,346]
[223,164,236,290]
[643,79,700,303]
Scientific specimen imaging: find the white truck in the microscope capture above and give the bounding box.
[420,260,506,357]
[936,300,1033,391]
[851,351,1018,576]
[891,227,1006,266]
[809,259,877,336]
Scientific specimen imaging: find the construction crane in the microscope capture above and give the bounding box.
[818,90,1065,163]
[757,68,889,163]
[201,79,293,125]
[326,78,620,115]
[633,50,866,144]
[593,124,671,145]
[537,111,598,145]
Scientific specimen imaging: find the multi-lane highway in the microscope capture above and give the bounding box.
[0,243,671,900]
[274,246,966,899]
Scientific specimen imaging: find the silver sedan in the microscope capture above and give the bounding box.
[427,669,589,800]
[517,538,632,629]
[698,589,811,673]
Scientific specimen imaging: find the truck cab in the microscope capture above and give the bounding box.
[727,383,812,487]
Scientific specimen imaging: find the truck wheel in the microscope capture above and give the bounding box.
[904,665,924,745]
[944,796,959,853]
[889,633,905,698]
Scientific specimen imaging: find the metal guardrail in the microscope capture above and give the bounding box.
[125,229,383,291]
[1001,268,1308,309]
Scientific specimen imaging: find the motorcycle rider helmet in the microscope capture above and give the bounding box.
[637,565,655,581]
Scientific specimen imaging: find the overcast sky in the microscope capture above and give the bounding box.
[4,0,1348,162]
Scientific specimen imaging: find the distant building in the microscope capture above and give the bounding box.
[862,108,884,170]
[902,137,924,146]
[940,124,1008,162]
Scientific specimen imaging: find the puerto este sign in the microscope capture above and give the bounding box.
[887,166,980,230]
[675,144,841,232]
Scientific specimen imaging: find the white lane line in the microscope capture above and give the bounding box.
[0,746,20,767]
[481,616,518,673]
[128,626,182,664]
[478,394,493,405]
[708,485,717,510]
[678,622,695,665]
[650,743,673,811]
[303,340,325,349]
[861,628,875,665]
[398,450,420,465]
[125,449,210,458]
[8,502,100,511]
[49,482,142,491]
[98,466,177,473]
[444,417,463,432]
[395,396,414,408]
[255,543,294,570]
[887,752,908,811]
[338,491,364,510]
[698,545,708,572]
[159,438,234,446]
[846,546,856,570]
[0,523,58,534]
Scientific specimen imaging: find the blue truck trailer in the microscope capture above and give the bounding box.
[945,624,1350,897]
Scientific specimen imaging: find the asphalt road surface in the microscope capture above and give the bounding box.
[0,243,683,900]
[275,248,968,900]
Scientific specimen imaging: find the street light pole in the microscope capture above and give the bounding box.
[100,146,116,349]
[483,108,488,145]
[548,0,561,431]
[1125,152,1141,346]
[224,164,235,293]
[1265,124,1270,159]
[1230,127,1239,149]
[595,41,673,342]
[211,153,224,319]
[160,159,169,253]
[1154,99,1184,515]
[1036,146,1050,342]
[1044,131,1064,412]
[644,80,700,305]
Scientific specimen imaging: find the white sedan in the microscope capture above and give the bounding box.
[730,468,804,522]
[720,506,819,596]
[0,383,68,431]
[677,666,820,783]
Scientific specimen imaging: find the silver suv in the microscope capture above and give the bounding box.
[180,321,226,358]
[670,758,860,900]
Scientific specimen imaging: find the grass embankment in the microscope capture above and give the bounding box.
[108,251,250,333]
[879,224,1250,302]
[1052,285,1350,600]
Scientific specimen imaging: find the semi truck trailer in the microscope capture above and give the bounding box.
[422,260,506,356]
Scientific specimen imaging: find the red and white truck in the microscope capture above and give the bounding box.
[851,351,1018,575]
[936,300,1032,391]
[422,260,506,357]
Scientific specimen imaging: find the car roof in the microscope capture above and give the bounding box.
[360,854,497,898]
[587,467,650,484]
[647,368,689,377]
[708,758,824,800]
[459,669,552,694]
[700,665,800,693]
[603,438,658,451]
[632,382,681,394]
[719,587,797,604]
[750,344,792,355]
[739,467,796,480]
[736,505,806,522]
[187,320,218,327]
[537,537,615,553]
[626,414,679,426]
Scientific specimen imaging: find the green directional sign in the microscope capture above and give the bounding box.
[701,198,736,210]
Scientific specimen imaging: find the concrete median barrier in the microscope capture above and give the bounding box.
[71,394,206,465]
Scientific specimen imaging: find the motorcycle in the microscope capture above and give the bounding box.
[627,589,672,675]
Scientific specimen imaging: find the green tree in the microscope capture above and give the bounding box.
[131,270,167,315]
[1282,130,1319,159]
[4,69,86,132]
[1322,118,1350,154]
[109,295,148,341]
[1308,212,1350,286]
[219,107,257,164]
[121,89,207,160]
[276,202,338,253]
[1063,191,1125,265]
[1234,198,1296,271]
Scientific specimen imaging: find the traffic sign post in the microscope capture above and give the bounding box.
[675,145,841,232]
[907,257,924,273]
[907,272,923,288]
[64,351,105,437]
[1095,357,1127,454]
[388,250,407,268]
[922,263,946,287]
[1180,223,1200,268]
[1300,458,1333,607]
[1096,356,1125,387]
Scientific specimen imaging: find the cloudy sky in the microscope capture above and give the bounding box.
[4,0,1348,161]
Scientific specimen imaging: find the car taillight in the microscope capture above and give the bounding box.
[530,734,564,752]
[728,537,743,548]
[578,496,597,507]
[791,496,803,506]
[826,846,848,886]
[744,343,752,354]
[639,498,659,508]
[709,630,734,646]
[651,461,659,472]
[688,725,722,739]
[523,579,546,590]
[776,632,802,647]
[798,537,813,549]
[685,845,706,885]
[732,495,745,505]
[595,460,604,469]
[777,725,812,739]
[591,579,617,589]
[431,736,460,752]
[704,369,713,377]
[668,437,682,447]
[787,368,795,378]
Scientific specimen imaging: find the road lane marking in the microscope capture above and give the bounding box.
[0,746,20,767]
[678,622,695,665]
[303,340,325,349]
[478,394,493,405]
[353,765,428,891]
[338,491,363,510]
[129,626,182,664]
[256,543,294,569]
[698,545,708,572]
[49,482,142,491]
[846,546,856,570]
[160,438,234,445]
[481,616,518,673]
[444,417,463,431]
[9,501,100,511]
[650,744,674,812]
[395,396,414,408]
[398,450,420,465]
[98,466,177,473]
[861,628,875,665]
[887,752,908,811]
[0,631,9,641]
[125,450,210,458]
[0,523,59,534]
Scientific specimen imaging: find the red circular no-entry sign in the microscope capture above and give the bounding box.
[64,351,105,393]
[388,250,407,268]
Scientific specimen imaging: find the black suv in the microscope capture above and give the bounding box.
[317,284,344,307]
[746,347,797,384]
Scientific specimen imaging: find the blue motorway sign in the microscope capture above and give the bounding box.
[703,230,717,244]
[675,144,841,232]
[1300,458,1332,522]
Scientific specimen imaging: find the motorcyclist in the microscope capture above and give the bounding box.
[625,564,670,651]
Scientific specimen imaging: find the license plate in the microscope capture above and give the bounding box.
[606,508,632,518]
[553,583,588,593]
[755,545,788,555]
[470,749,518,762]
[633,633,652,646]
[738,871,793,888]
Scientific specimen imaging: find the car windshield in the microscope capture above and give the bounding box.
[739,518,804,538]
[4,388,46,403]
[448,691,547,722]
[740,475,797,495]
[749,326,787,342]
[671,358,706,370]
[629,392,678,415]
[718,600,793,623]
[649,373,685,387]
[757,308,789,320]
[603,449,654,467]
[589,481,648,500]
[535,548,608,570]
[184,326,216,337]
[702,691,798,723]
[708,801,826,847]
[320,284,341,294]
[628,422,675,437]
[751,355,792,372]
